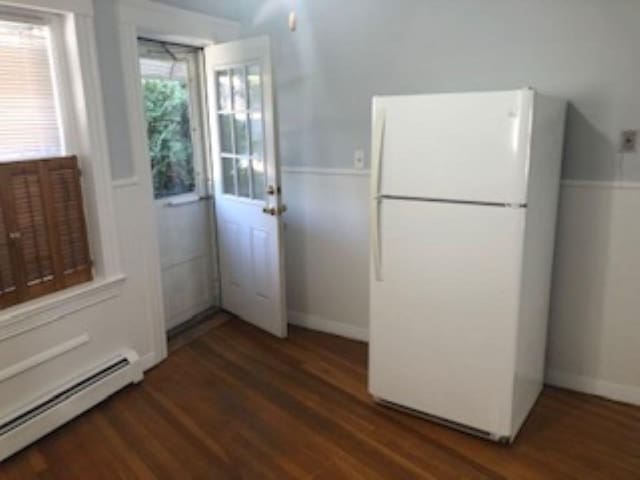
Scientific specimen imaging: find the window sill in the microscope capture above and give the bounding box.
[159,192,207,208]
[0,275,126,339]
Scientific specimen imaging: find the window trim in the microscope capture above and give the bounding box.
[0,0,125,323]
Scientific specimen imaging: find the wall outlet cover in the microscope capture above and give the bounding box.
[620,130,638,153]
[354,149,365,169]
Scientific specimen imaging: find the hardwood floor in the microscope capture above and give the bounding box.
[1,317,639,479]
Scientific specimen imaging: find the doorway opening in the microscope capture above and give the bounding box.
[138,38,221,338]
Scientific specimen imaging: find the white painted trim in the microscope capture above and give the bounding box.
[560,179,640,190]
[0,334,90,383]
[0,0,92,16]
[116,0,240,45]
[282,166,371,177]
[118,21,167,367]
[0,276,124,341]
[116,1,241,367]
[546,370,640,407]
[112,176,140,189]
[288,311,369,342]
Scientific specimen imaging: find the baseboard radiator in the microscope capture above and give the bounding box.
[0,350,143,461]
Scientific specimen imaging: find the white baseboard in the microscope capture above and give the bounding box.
[546,370,640,407]
[288,311,369,342]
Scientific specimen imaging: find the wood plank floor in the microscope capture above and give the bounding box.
[1,317,639,479]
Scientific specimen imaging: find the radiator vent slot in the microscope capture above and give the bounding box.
[0,357,130,437]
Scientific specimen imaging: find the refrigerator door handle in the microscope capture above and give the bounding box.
[371,107,386,281]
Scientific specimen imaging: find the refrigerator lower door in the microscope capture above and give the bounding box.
[369,199,525,438]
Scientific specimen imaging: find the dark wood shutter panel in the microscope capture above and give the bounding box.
[45,158,92,287]
[0,202,18,308]
[0,156,92,308]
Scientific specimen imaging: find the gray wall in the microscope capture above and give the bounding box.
[242,0,640,181]
[95,0,640,181]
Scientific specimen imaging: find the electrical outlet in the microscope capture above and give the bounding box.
[620,130,638,153]
[354,149,365,169]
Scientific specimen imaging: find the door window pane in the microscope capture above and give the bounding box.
[251,157,266,201]
[234,114,249,155]
[250,112,264,157]
[231,68,247,111]
[247,65,262,111]
[222,156,235,194]
[216,70,231,111]
[140,56,195,198]
[237,157,251,198]
[215,63,266,201]
[218,114,233,154]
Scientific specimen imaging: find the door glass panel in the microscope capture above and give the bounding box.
[248,64,262,111]
[237,157,251,198]
[218,114,233,154]
[251,156,266,200]
[222,156,236,194]
[231,67,247,111]
[234,114,249,155]
[214,63,265,201]
[250,112,263,156]
[216,70,231,111]
[140,55,195,199]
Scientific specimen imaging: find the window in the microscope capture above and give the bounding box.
[139,40,202,199]
[0,17,64,161]
[0,13,92,309]
[216,64,266,201]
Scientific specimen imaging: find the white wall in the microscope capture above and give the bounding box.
[547,183,640,405]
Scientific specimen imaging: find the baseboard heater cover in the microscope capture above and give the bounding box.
[0,349,143,461]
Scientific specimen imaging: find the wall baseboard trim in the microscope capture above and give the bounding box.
[546,370,640,407]
[288,311,369,342]
[560,179,640,190]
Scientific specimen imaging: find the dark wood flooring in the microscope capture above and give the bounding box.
[1,317,639,479]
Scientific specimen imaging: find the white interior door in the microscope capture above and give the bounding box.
[205,37,287,338]
[139,40,219,332]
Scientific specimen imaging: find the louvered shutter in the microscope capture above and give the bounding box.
[0,156,92,308]
[44,157,92,287]
[0,201,18,308]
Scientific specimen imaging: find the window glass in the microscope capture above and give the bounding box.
[215,64,266,201]
[247,64,262,111]
[0,19,63,161]
[140,56,195,198]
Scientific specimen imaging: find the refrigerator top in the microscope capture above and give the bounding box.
[371,88,535,205]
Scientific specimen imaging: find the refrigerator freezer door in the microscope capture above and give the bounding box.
[369,199,525,437]
[374,89,533,205]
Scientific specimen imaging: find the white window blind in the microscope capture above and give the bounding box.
[0,18,63,162]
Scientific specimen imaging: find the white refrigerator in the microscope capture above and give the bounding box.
[368,88,566,443]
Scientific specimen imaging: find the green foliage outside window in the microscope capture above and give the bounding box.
[143,78,195,198]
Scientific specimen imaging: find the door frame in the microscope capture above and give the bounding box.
[116,0,241,367]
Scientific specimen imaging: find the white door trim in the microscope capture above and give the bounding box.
[116,0,241,367]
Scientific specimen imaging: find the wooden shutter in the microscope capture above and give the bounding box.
[0,156,92,308]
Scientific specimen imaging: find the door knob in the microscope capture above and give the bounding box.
[262,205,288,216]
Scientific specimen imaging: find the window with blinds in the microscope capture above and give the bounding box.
[0,17,63,162]
[0,156,92,309]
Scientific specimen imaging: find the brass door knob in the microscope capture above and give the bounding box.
[262,205,288,216]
